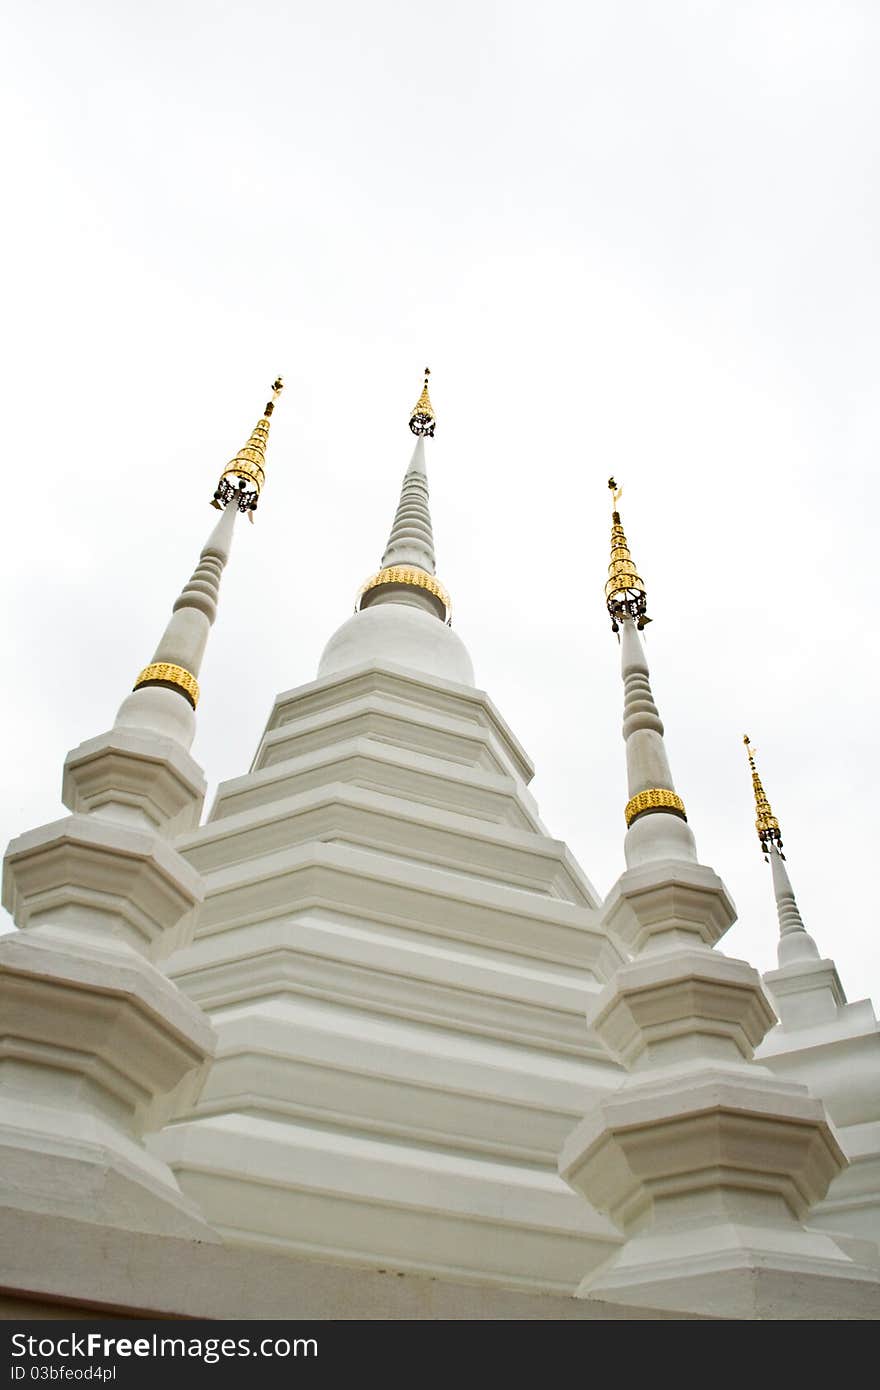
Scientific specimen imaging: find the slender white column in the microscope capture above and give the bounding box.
[115,500,239,749]
[351,372,455,634]
[620,617,674,790]
[769,843,821,966]
[619,617,697,867]
[380,436,435,572]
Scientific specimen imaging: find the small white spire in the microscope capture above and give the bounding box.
[769,842,821,966]
[115,380,283,748]
[357,371,450,624]
[605,485,697,867]
[150,499,239,673]
[321,369,471,682]
[618,617,697,866]
[743,739,822,968]
[115,492,240,748]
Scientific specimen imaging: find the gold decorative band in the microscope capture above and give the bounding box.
[133,663,200,709]
[220,454,265,494]
[625,788,687,827]
[359,565,451,618]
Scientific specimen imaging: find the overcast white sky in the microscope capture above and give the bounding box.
[2,2,878,1002]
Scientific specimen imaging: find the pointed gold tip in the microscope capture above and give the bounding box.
[409,367,436,437]
[210,377,283,515]
[264,377,284,417]
[743,735,784,858]
[604,479,647,630]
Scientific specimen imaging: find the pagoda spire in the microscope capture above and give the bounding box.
[357,369,450,623]
[558,488,860,1318]
[381,373,436,572]
[115,378,283,749]
[605,480,696,866]
[743,737,820,966]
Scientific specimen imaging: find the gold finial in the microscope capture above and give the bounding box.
[409,366,436,437]
[604,478,649,632]
[264,377,284,416]
[743,735,784,861]
[211,377,284,519]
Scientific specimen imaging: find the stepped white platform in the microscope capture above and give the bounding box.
[154,664,627,1291]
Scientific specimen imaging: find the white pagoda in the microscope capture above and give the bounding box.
[2,375,878,1320]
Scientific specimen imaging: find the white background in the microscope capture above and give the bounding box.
[1,2,878,1001]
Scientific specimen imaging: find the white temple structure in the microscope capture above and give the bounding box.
[2,374,879,1320]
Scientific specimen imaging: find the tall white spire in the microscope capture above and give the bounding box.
[115,379,283,748]
[605,480,696,867]
[556,483,870,1321]
[356,368,451,625]
[380,369,439,569]
[743,737,821,967]
[318,370,472,685]
[0,377,294,1244]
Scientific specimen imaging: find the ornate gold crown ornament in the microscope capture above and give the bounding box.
[605,477,649,632]
[743,735,784,861]
[212,377,284,519]
[409,367,436,438]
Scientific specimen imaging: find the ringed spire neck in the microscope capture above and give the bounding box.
[357,377,451,624]
[616,616,697,865]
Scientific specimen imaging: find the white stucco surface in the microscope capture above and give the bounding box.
[319,602,475,686]
[2,425,879,1321]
